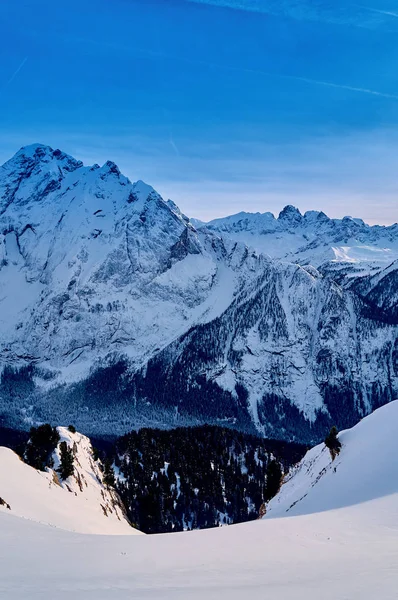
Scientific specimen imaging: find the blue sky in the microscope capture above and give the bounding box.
[1,0,398,223]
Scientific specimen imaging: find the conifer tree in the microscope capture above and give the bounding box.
[103,459,116,487]
[57,441,74,479]
[25,424,60,471]
[264,459,283,501]
[324,426,341,461]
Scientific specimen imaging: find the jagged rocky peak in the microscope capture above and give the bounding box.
[6,143,83,174]
[0,143,199,291]
[278,205,303,225]
[168,227,202,267]
[202,203,398,270]
[128,179,161,205]
[339,215,367,236]
[303,210,330,224]
[0,144,186,222]
[0,144,85,216]
[102,159,121,176]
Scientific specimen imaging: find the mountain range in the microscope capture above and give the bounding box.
[0,144,397,442]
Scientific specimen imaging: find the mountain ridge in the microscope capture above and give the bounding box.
[0,144,397,443]
[198,204,398,271]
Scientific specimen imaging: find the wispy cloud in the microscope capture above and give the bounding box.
[73,37,398,101]
[43,25,398,102]
[94,40,398,101]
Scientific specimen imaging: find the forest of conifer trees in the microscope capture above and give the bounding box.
[112,425,305,533]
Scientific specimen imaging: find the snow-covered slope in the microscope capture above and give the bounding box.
[200,206,398,273]
[2,439,398,598]
[0,144,397,442]
[266,400,398,517]
[0,426,138,534]
[2,497,398,599]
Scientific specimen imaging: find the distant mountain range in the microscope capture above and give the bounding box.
[199,205,398,272]
[0,144,397,442]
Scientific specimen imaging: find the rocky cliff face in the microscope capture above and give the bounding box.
[0,144,397,442]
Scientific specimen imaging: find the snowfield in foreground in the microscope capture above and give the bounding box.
[1,402,398,598]
[1,495,398,599]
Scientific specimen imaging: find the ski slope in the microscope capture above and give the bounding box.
[1,402,398,598]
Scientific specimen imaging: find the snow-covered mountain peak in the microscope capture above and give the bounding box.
[130,178,157,201]
[302,209,329,224]
[0,145,208,371]
[278,204,303,225]
[101,159,122,176]
[200,205,398,270]
[5,143,83,175]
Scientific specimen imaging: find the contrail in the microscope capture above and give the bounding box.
[186,0,265,14]
[54,34,398,101]
[143,50,398,101]
[273,72,398,100]
[4,56,28,88]
[169,136,180,157]
[357,5,398,18]
[208,62,398,101]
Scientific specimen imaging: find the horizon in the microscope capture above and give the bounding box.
[2,141,397,228]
